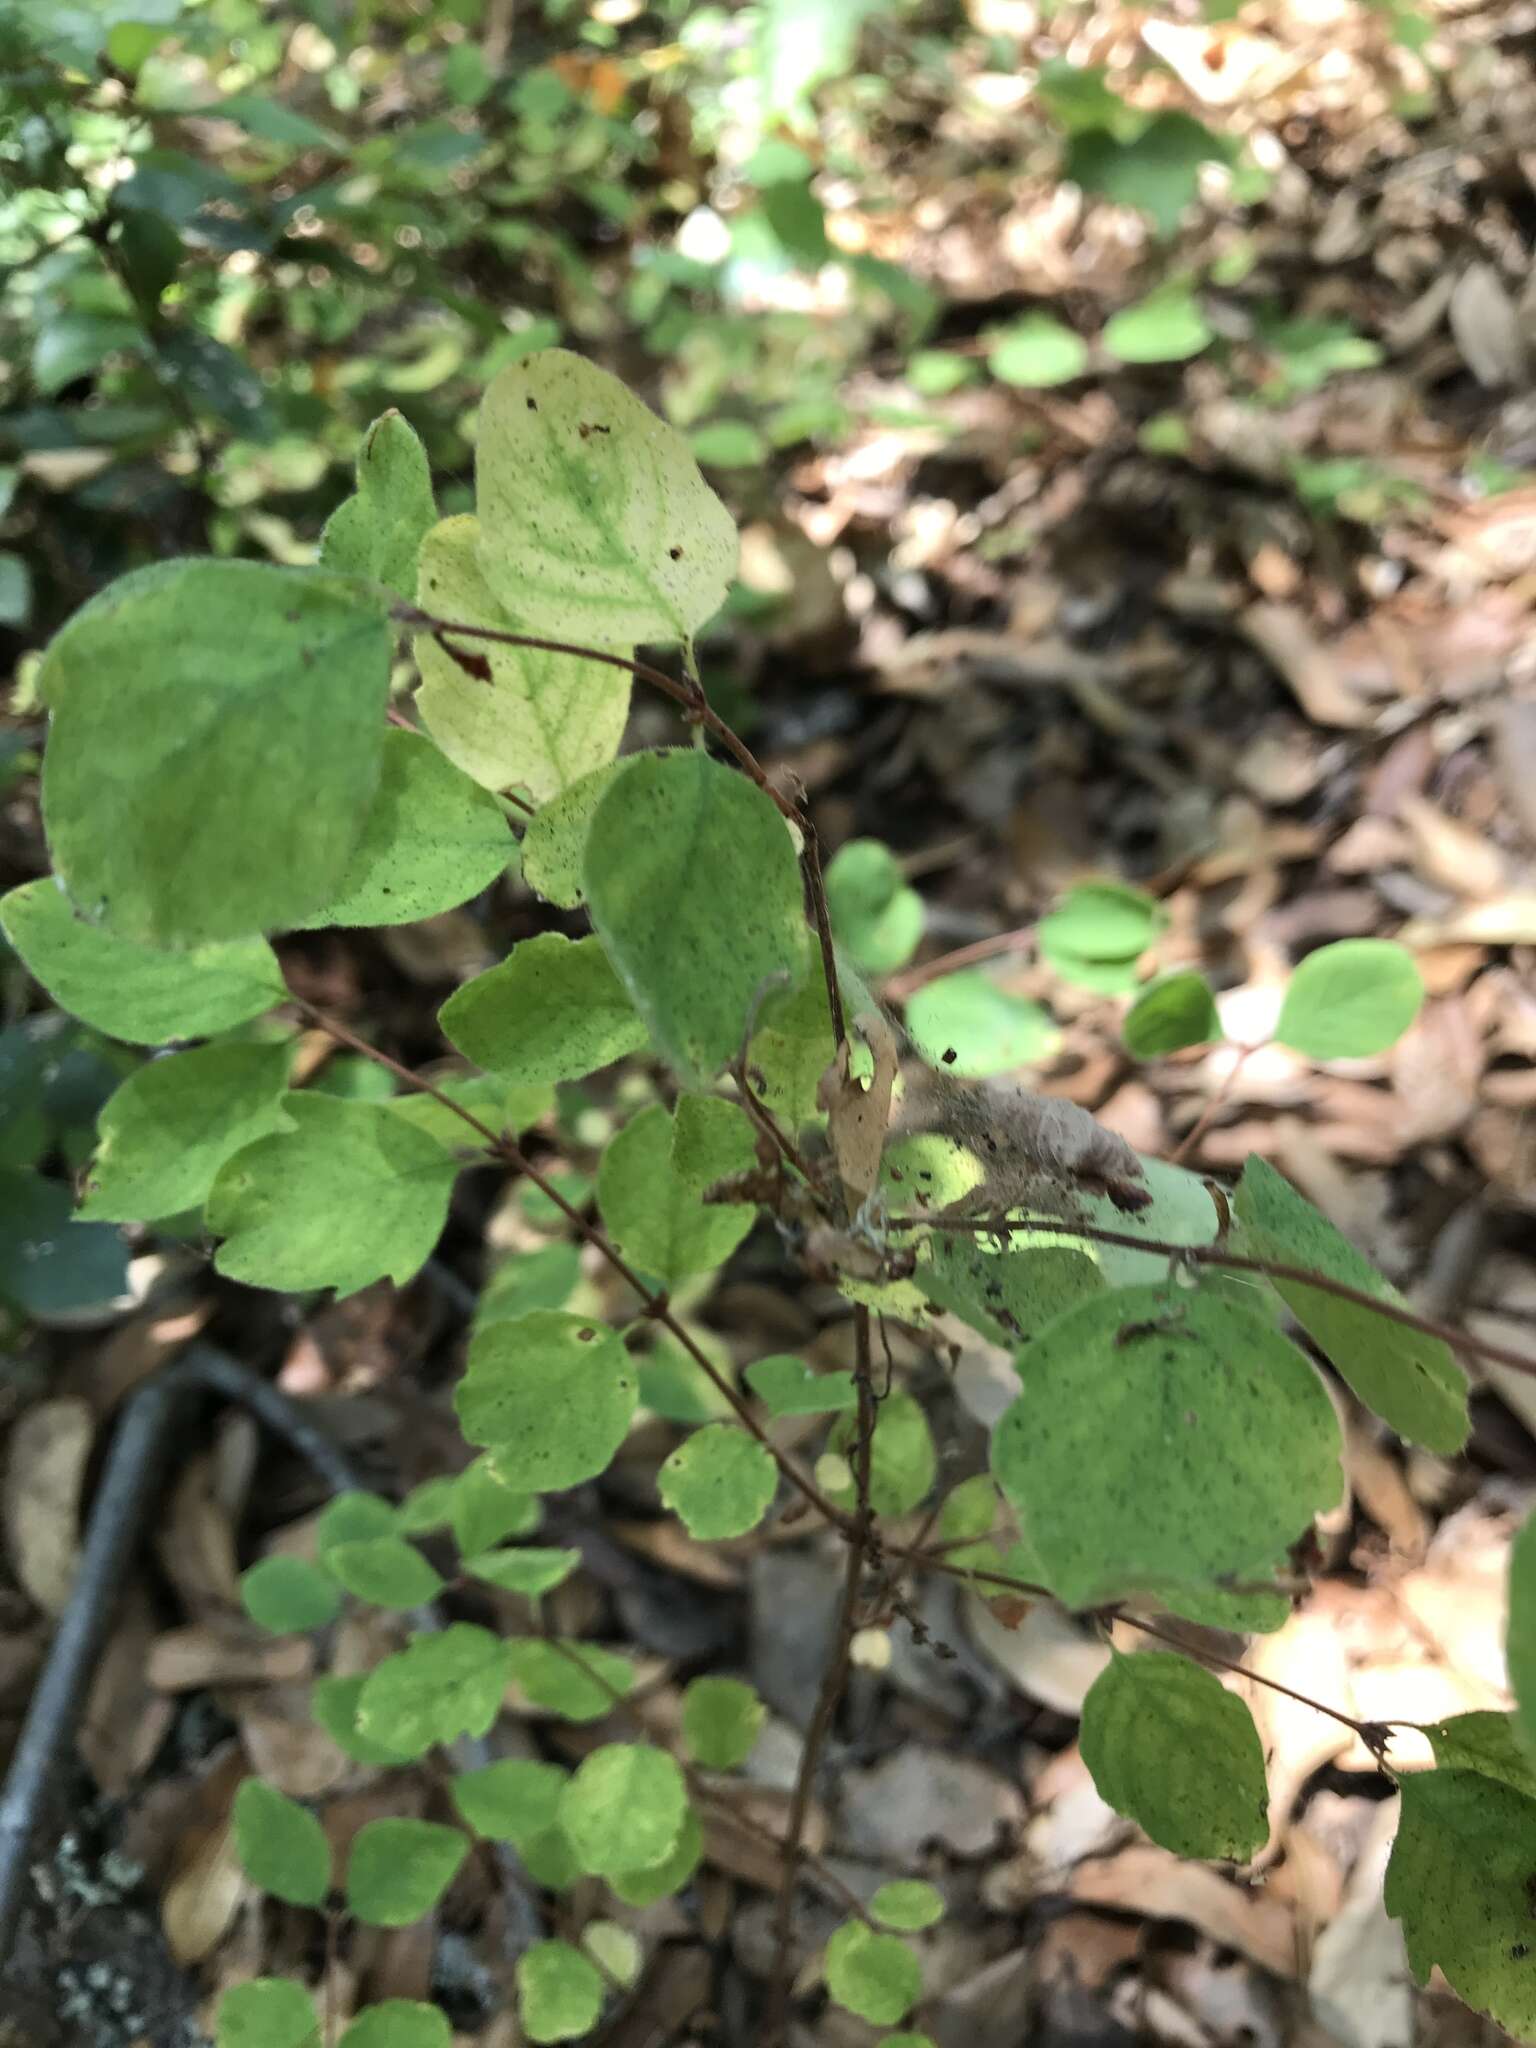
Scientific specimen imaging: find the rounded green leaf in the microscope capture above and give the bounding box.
[240,1556,341,1635]
[824,1920,922,2027]
[475,349,738,649]
[1040,881,1163,967]
[1511,1516,1536,1766]
[478,1244,581,1327]
[1231,1154,1467,1453]
[415,514,631,802]
[987,315,1088,388]
[559,1744,688,1876]
[517,1939,605,2045]
[915,1238,1104,1349]
[904,971,1060,1079]
[1122,971,1221,1058]
[207,1094,458,1298]
[682,1676,765,1769]
[448,1456,540,1554]
[463,1546,581,1597]
[337,2002,450,2048]
[0,880,285,1045]
[217,1979,319,2048]
[452,1759,568,1845]
[1102,287,1213,364]
[582,1919,642,1987]
[825,838,925,976]
[1425,1712,1536,1799]
[1275,939,1423,1060]
[439,932,647,1090]
[357,1624,514,1758]
[745,1353,857,1417]
[296,729,512,929]
[584,752,809,1085]
[1079,1651,1268,1860]
[598,1094,757,1288]
[316,1491,396,1561]
[312,1675,416,1767]
[521,761,630,908]
[658,1424,777,1540]
[607,1803,703,1906]
[1069,1154,1221,1288]
[506,1638,634,1722]
[81,1043,293,1224]
[233,1778,332,1909]
[937,1476,997,1545]
[326,1537,444,1610]
[40,559,391,945]
[870,1881,945,1931]
[395,1475,459,1535]
[828,1392,936,1517]
[346,1818,468,1926]
[992,1284,1342,1608]
[454,1310,637,1492]
[319,408,438,603]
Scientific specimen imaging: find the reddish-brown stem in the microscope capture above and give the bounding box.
[882,923,1037,1002]
[800,827,848,1052]
[893,1213,1536,1381]
[290,995,851,1530]
[1170,1041,1263,1168]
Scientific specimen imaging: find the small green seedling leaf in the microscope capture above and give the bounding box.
[993,1284,1342,1609]
[559,1744,688,1876]
[608,1804,704,1905]
[598,1094,757,1288]
[346,1818,468,1926]
[659,1424,777,1540]
[517,1939,605,2045]
[0,880,285,1044]
[414,515,631,801]
[452,1759,568,1844]
[337,2002,451,2048]
[455,1310,637,1492]
[682,1676,766,1768]
[904,970,1060,1078]
[217,1979,319,2048]
[439,933,647,1090]
[1122,971,1221,1058]
[297,729,511,929]
[1231,1155,1467,1453]
[463,1546,581,1597]
[1069,113,1234,237]
[1079,1652,1268,1860]
[870,1880,945,1931]
[81,1043,292,1222]
[241,1556,341,1635]
[1039,882,1164,993]
[357,1624,514,1758]
[232,1778,332,1908]
[40,559,391,945]
[824,1920,922,2027]
[475,349,738,649]
[582,1920,642,1987]
[1274,938,1423,1059]
[745,1353,857,1416]
[320,408,438,602]
[824,838,924,976]
[207,1094,458,1298]
[506,1638,634,1721]
[1102,286,1213,363]
[827,1393,935,1516]
[585,752,808,1086]
[987,315,1088,388]
[326,1537,444,1610]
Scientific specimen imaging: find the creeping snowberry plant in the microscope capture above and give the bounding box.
[10,350,1536,2047]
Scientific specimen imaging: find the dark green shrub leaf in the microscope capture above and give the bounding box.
[40,560,391,945]
[1122,972,1221,1057]
[915,1237,1104,1349]
[454,1310,637,1492]
[682,1676,765,1768]
[659,1424,777,1539]
[232,1778,332,1908]
[357,1624,514,1757]
[598,1094,756,1287]
[1508,1518,1536,1765]
[937,1476,997,1545]
[326,1537,444,1610]
[1385,1766,1536,2037]
[904,971,1060,1078]
[297,730,511,929]
[388,1075,551,1153]
[337,2002,451,2048]
[0,1171,129,1318]
[312,1675,416,1767]
[319,409,438,603]
[559,1744,688,1876]
[80,1043,292,1222]
[745,960,847,1127]
[828,1392,935,1516]
[448,1456,540,1553]
[207,1094,458,1298]
[1079,1651,1268,1860]
[439,933,647,1090]
[395,1476,459,1535]
[475,350,737,650]
[745,1353,856,1416]
[463,1546,580,1597]
[346,1818,468,1926]
[824,1921,922,2026]
[0,880,285,1044]
[1231,1155,1467,1453]
[1274,939,1423,1059]
[506,1639,633,1722]
[824,838,924,975]
[584,752,808,1086]
[241,1556,341,1635]
[987,315,1088,388]
[870,1880,945,1930]
[217,1979,319,2048]
[414,515,630,801]
[478,1245,581,1327]
[452,1759,568,1844]
[1425,1712,1536,1798]
[992,1285,1342,1608]
[607,1803,704,1905]
[517,1939,605,2046]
